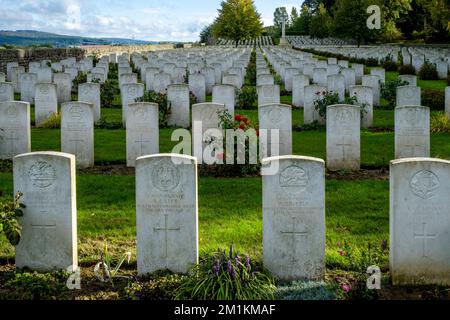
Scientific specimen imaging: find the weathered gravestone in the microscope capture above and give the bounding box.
[14,151,77,272]
[327,74,345,101]
[78,83,101,122]
[136,154,198,274]
[121,83,144,126]
[126,102,159,167]
[350,85,373,128]
[304,85,326,124]
[0,72,6,82]
[53,73,72,104]
[396,86,421,107]
[257,74,274,87]
[61,102,94,168]
[153,73,172,94]
[362,75,381,107]
[395,106,430,159]
[326,104,360,171]
[292,74,309,107]
[0,101,30,159]
[0,82,14,102]
[259,104,292,159]
[167,84,190,128]
[262,155,325,281]
[19,73,37,104]
[35,83,58,126]
[390,158,450,285]
[212,84,235,115]
[257,85,280,107]
[192,103,226,163]
[189,73,206,103]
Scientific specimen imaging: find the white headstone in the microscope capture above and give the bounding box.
[259,104,292,159]
[390,158,450,285]
[212,84,235,115]
[396,86,421,107]
[189,73,206,103]
[262,155,325,281]
[126,102,159,167]
[136,154,198,274]
[304,85,326,124]
[257,85,280,107]
[395,106,430,159]
[292,74,309,108]
[61,102,95,168]
[327,74,345,102]
[167,84,190,128]
[326,104,360,170]
[0,101,30,159]
[0,82,14,102]
[19,73,37,103]
[362,75,381,107]
[53,73,72,104]
[153,73,172,94]
[35,83,58,126]
[121,83,145,126]
[14,151,77,272]
[78,83,101,122]
[350,85,373,128]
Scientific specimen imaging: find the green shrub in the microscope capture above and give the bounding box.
[92,79,117,108]
[431,112,450,133]
[175,245,276,300]
[422,88,445,110]
[243,50,256,86]
[108,63,118,80]
[136,91,172,128]
[72,72,87,94]
[1,271,69,300]
[398,64,416,75]
[37,112,61,128]
[382,56,398,71]
[419,61,438,80]
[380,79,409,109]
[95,117,123,129]
[236,87,257,109]
[0,192,25,246]
[314,91,340,119]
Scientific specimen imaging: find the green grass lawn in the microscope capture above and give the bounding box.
[0,173,389,271]
[26,107,450,167]
[386,71,448,91]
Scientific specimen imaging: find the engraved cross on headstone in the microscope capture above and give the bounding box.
[280,217,308,264]
[336,136,352,161]
[414,222,436,258]
[153,214,181,259]
[135,134,150,155]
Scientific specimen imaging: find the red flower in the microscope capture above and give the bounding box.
[239,123,246,130]
[235,114,242,122]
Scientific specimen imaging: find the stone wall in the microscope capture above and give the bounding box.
[0,48,85,73]
[82,44,184,57]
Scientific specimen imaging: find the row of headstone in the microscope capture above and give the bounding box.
[12,151,450,285]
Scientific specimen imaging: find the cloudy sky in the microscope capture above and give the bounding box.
[0,0,299,42]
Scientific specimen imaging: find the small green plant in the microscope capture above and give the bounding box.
[236,86,257,109]
[382,55,398,71]
[92,79,117,108]
[94,241,131,286]
[37,112,61,128]
[431,112,450,133]
[398,64,416,75]
[422,89,445,110]
[419,61,438,80]
[175,245,276,300]
[1,270,69,300]
[136,91,171,128]
[71,72,87,94]
[314,91,340,119]
[243,49,256,86]
[94,117,123,129]
[0,192,25,245]
[381,79,409,109]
